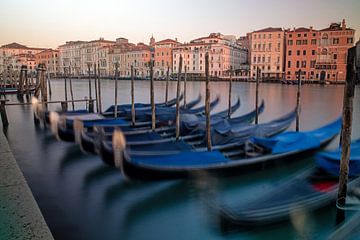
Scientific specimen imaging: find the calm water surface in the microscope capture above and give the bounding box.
[3,79,360,240]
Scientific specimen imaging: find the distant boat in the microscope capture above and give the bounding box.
[0,87,35,94]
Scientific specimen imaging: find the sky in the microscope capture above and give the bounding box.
[0,0,359,49]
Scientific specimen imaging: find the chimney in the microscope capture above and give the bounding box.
[310,26,313,31]
[175,37,178,42]
[342,19,346,30]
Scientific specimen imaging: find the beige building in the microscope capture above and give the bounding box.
[0,42,47,73]
[249,28,285,80]
[172,33,247,78]
[58,41,86,75]
[108,38,153,78]
[35,49,60,77]
[79,38,115,75]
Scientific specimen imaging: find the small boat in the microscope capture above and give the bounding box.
[219,167,360,228]
[80,99,258,155]
[219,137,360,228]
[54,96,220,142]
[315,139,360,177]
[0,87,36,94]
[44,94,186,124]
[112,117,341,180]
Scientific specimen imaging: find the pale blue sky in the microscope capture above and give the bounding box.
[0,0,359,48]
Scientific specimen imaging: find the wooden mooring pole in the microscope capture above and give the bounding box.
[205,52,212,151]
[150,60,156,130]
[296,69,302,132]
[68,67,75,110]
[183,65,187,108]
[165,65,169,104]
[62,66,68,111]
[0,99,9,128]
[228,66,233,118]
[255,67,260,124]
[175,55,183,140]
[47,71,52,98]
[94,64,99,112]
[336,46,356,222]
[131,65,136,126]
[114,62,119,118]
[87,63,94,113]
[97,62,102,113]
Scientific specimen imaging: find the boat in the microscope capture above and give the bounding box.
[44,94,186,124]
[80,99,256,155]
[315,139,360,177]
[0,86,36,94]
[53,96,221,142]
[98,107,297,170]
[110,117,341,180]
[218,167,360,228]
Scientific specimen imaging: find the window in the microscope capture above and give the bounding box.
[297,34,301,37]
[347,38,353,44]
[297,50,300,56]
[304,33,308,37]
[288,61,291,68]
[289,34,292,38]
[277,66,280,70]
[302,40,308,45]
[268,43,272,50]
[296,40,302,45]
[296,61,300,68]
[312,50,316,55]
[288,50,292,56]
[268,66,270,70]
[253,56,256,63]
[333,38,339,44]
[303,50,306,55]
[269,34,272,38]
[301,61,306,68]
[334,54,337,60]
[288,40,293,45]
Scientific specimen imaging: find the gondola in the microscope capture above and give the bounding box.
[0,87,36,94]
[99,107,297,170]
[54,96,221,142]
[219,167,360,228]
[315,139,360,177]
[80,98,256,155]
[44,94,186,124]
[111,117,341,180]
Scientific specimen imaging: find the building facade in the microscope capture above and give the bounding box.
[315,20,355,83]
[35,49,60,77]
[172,33,247,78]
[0,43,47,73]
[249,28,285,80]
[58,41,86,75]
[154,39,181,78]
[285,27,319,81]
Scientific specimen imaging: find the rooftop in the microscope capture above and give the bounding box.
[253,27,283,33]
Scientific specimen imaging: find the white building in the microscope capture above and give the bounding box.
[172,33,247,78]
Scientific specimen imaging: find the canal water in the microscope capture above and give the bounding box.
[2,79,360,240]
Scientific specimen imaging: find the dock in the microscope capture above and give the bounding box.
[0,131,53,240]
